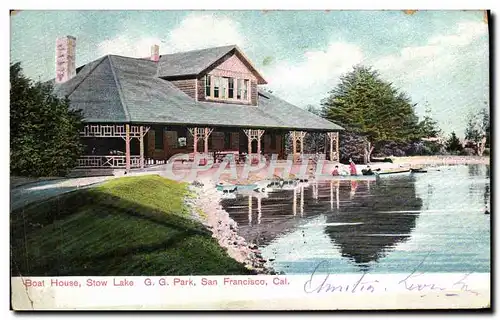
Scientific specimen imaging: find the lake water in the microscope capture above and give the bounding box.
[221,164,491,275]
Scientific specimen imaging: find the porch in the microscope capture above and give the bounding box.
[76,123,340,170]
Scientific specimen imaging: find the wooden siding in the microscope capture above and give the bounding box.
[197,78,206,102]
[210,54,257,81]
[169,78,197,99]
[251,81,258,106]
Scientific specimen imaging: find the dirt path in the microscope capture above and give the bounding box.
[10,176,115,212]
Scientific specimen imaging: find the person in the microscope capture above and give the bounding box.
[332,165,340,176]
[362,165,374,176]
[349,158,358,176]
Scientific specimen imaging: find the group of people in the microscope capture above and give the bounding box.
[331,158,374,176]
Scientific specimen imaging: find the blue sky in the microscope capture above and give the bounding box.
[10,10,489,137]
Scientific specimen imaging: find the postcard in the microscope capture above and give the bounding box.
[10,9,491,311]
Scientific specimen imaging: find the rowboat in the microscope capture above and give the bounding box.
[410,168,428,173]
[374,168,412,177]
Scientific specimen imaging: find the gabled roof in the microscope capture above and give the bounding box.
[156,45,267,84]
[52,52,343,132]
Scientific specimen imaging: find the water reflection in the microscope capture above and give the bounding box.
[324,177,422,268]
[221,165,490,274]
[223,176,422,270]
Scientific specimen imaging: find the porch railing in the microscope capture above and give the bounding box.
[77,156,141,168]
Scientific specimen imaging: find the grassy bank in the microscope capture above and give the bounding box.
[10,175,251,276]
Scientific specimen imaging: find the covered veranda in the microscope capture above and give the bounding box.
[76,123,341,172]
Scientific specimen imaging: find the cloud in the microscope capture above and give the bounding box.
[373,20,488,82]
[263,42,364,107]
[97,14,245,57]
[165,15,245,52]
[97,35,164,58]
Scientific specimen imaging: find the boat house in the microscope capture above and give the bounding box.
[52,36,343,171]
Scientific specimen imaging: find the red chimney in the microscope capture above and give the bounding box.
[55,36,76,83]
[151,44,159,62]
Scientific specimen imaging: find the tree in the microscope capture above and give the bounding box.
[419,102,441,138]
[304,105,326,154]
[465,106,489,156]
[321,65,423,161]
[445,131,463,153]
[10,62,84,177]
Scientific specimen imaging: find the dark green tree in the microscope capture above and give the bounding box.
[304,105,326,154]
[321,65,424,161]
[445,131,463,153]
[419,102,441,138]
[10,62,84,177]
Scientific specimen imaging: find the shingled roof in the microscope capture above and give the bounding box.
[52,51,343,132]
[156,45,267,84]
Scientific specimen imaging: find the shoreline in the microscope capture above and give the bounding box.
[186,177,276,275]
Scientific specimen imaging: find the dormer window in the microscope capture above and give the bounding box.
[204,75,250,102]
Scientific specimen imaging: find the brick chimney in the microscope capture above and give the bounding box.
[151,44,159,62]
[55,36,76,83]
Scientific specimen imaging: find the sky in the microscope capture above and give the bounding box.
[10,10,489,137]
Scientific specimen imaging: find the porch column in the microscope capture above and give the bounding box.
[243,129,265,161]
[139,126,144,169]
[248,135,252,157]
[193,127,198,154]
[300,133,304,154]
[336,132,339,161]
[203,127,214,154]
[204,128,209,154]
[291,131,306,162]
[125,124,131,172]
[257,134,262,155]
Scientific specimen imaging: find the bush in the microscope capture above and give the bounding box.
[461,148,476,156]
[10,62,84,177]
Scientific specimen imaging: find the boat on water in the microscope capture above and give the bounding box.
[374,168,412,177]
[410,168,428,173]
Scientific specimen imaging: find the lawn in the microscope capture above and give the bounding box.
[10,175,251,276]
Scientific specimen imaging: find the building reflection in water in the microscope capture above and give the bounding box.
[224,176,422,269]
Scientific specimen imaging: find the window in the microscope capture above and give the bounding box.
[178,137,187,147]
[213,77,220,98]
[224,132,231,149]
[205,76,249,101]
[205,75,211,97]
[237,79,243,99]
[155,127,164,150]
[228,78,234,98]
[221,77,228,99]
[243,79,249,100]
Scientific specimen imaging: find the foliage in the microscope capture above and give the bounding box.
[465,106,490,155]
[418,102,442,138]
[10,62,84,177]
[10,175,251,276]
[304,105,326,154]
[321,65,423,147]
[338,130,368,163]
[445,131,463,153]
